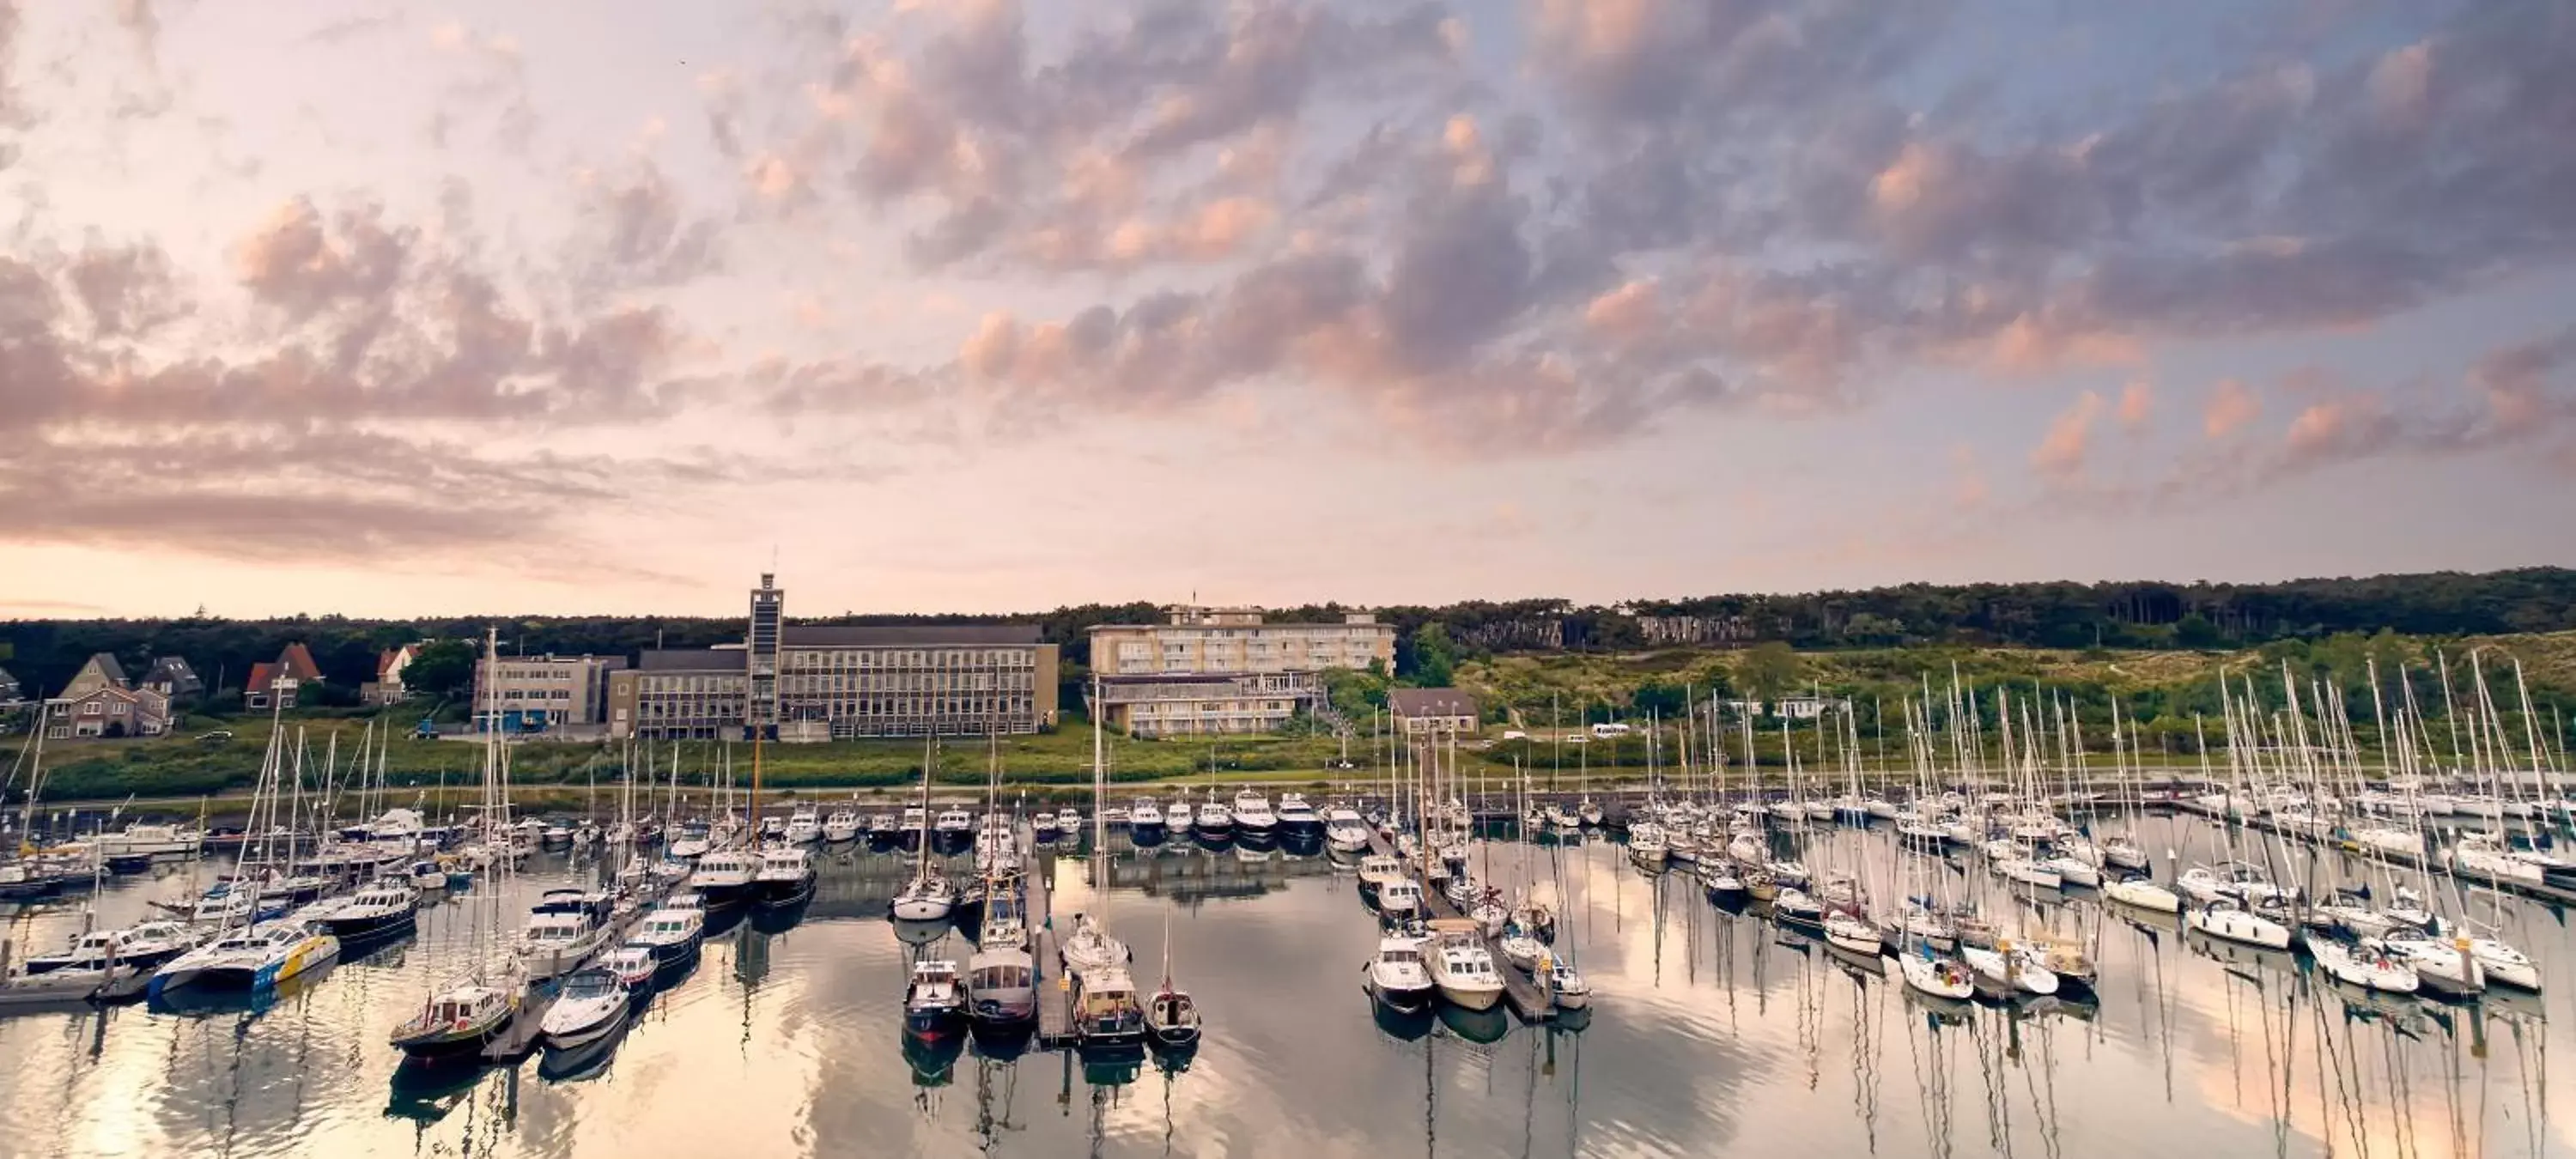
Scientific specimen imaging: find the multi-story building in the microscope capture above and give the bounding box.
[1085,606,1394,737]
[606,573,1059,742]
[475,653,628,731]
[46,683,172,740]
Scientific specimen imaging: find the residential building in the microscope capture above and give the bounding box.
[142,657,204,706]
[363,643,422,706]
[46,684,172,739]
[1092,671,1317,737]
[1089,606,1394,677]
[606,573,1060,742]
[62,653,131,700]
[0,665,24,711]
[1389,688,1480,736]
[1084,606,1394,737]
[245,642,326,711]
[475,653,626,731]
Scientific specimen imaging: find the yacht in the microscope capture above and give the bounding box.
[1324,808,1373,853]
[2306,935,2420,994]
[540,968,632,1048]
[1365,935,1437,1011]
[391,981,518,1060]
[21,921,200,974]
[1128,798,1165,835]
[1961,943,2059,996]
[865,813,900,842]
[1892,944,1976,1000]
[2381,927,2483,996]
[1054,806,1081,836]
[784,804,823,845]
[900,806,930,844]
[1072,966,1147,1045]
[1376,876,1424,919]
[517,892,615,980]
[688,849,759,908]
[822,808,862,843]
[1627,822,1668,869]
[1824,912,1885,957]
[1276,792,1321,833]
[1031,809,1063,841]
[1194,800,1233,837]
[892,871,957,923]
[94,822,204,859]
[666,823,713,860]
[315,880,419,941]
[2104,875,2183,913]
[934,808,975,849]
[967,944,1037,1025]
[752,846,817,908]
[1231,791,1279,836]
[904,959,966,1033]
[2185,896,2292,950]
[600,944,657,990]
[150,923,339,997]
[1425,923,1505,1010]
[1357,853,1405,890]
[1058,912,1131,977]
[631,902,704,963]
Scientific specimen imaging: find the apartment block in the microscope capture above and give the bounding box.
[476,653,628,730]
[1085,606,1394,737]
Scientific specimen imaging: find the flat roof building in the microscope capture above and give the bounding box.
[1085,606,1394,738]
[607,574,1059,742]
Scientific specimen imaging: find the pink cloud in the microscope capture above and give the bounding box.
[2031,390,2104,477]
[2203,379,2260,438]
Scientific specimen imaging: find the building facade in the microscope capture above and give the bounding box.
[606,574,1060,742]
[1389,688,1479,736]
[246,643,326,711]
[142,657,204,706]
[62,654,131,700]
[475,653,627,730]
[1085,606,1394,737]
[46,684,172,739]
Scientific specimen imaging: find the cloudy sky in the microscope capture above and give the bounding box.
[2,1,2570,619]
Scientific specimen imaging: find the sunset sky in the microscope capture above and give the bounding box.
[3,1,2570,619]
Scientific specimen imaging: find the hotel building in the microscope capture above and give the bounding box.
[607,573,1059,742]
[1087,606,1395,737]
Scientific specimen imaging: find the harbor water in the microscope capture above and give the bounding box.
[1,814,2569,1158]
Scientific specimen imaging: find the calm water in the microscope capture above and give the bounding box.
[2,815,2570,1159]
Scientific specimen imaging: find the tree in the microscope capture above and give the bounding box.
[1402,624,1457,687]
[1742,641,1802,701]
[2174,613,2224,649]
[403,640,477,701]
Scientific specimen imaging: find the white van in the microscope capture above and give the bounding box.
[1589,722,1632,738]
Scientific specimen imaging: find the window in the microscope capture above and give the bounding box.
[112,701,130,715]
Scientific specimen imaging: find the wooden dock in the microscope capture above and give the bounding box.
[1027,825,1078,1047]
[482,990,556,1062]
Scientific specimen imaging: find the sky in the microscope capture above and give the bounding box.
[1,0,2572,619]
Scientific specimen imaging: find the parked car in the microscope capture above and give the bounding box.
[195,730,235,745]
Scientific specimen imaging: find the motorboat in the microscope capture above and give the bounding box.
[1054,806,1081,835]
[1824,913,1884,956]
[1275,793,1321,833]
[1324,809,1373,853]
[1194,801,1234,837]
[966,946,1037,1024]
[1425,922,1504,1011]
[752,846,816,908]
[389,981,517,1060]
[1364,935,1437,1011]
[1626,822,1668,869]
[1230,791,1279,836]
[1498,931,1546,973]
[1072,966,1147,1045]
[687,850,759,908]
[905,958,966,1032]
[20,921,199,974]
[150,923,339,997]
[1058,912,1131,977]
[1546,962,1591,1010]
[94,822,204,859]
[900,806,931,841]
[784,804,823,845]
[410,859,453,890]
[2185,896,2292,950]
[540,968,632,1048]
[1376,877,1423,919]
[1771,888,1826,931]
[819,809,861,843]
[632,904,705,962]
[600,944,657,990]
[934,809,976,847]
[1031,810,1063,841]
[316,880,419,940]
[516,894,614,980]
[1357,854,1404,890]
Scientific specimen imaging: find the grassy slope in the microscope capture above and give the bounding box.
[17,631,2573,804]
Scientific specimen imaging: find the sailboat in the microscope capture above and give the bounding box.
[154,689,340,1000]
[891,734,957,923]
[1143,911,1201,1048]
[392,629,523,1060]
[1061,676,1133,979]
[966,728,1036,1025]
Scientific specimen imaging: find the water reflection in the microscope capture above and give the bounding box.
[0,816,2568,1156]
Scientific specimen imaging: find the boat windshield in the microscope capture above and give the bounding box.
[970,964,1032,989]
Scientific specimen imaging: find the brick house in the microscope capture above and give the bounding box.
[46,684,172,739]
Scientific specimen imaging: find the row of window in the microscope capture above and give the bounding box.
[779,648,1036,671]
[484,666,586,682]
[1129,701,1291,716]
[776,673,1034,694]
[635,696,1038,719]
